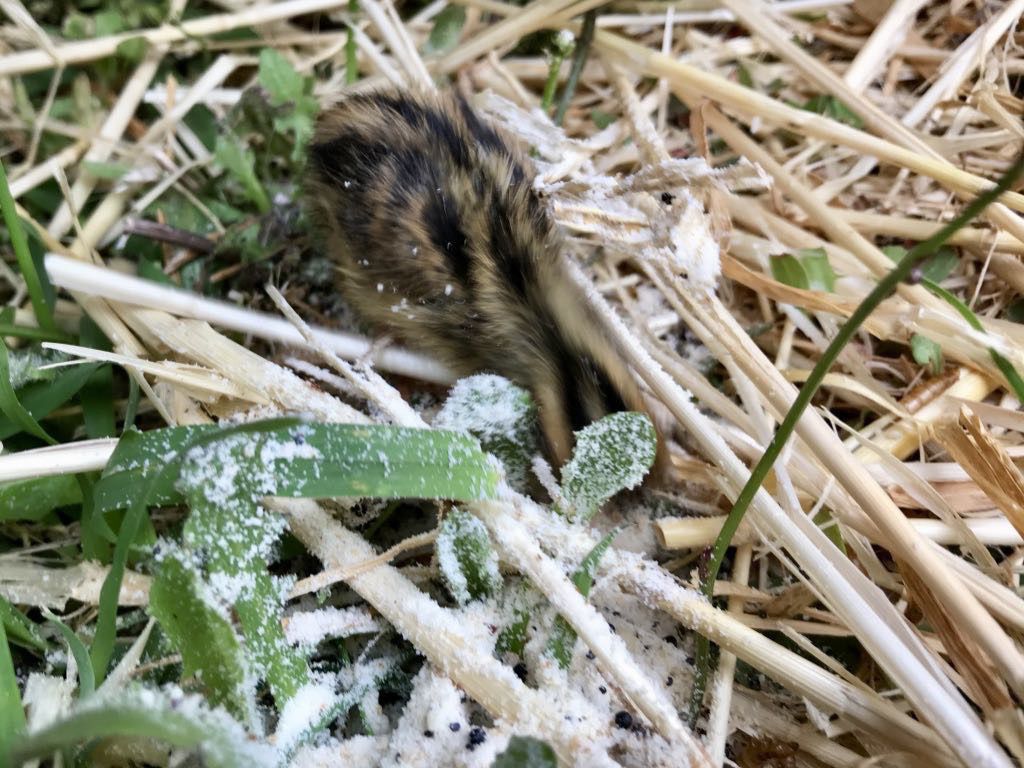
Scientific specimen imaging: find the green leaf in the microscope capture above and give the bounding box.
[495,607,530,657]
[149,549,256,724]
[258,48,306,105]
[0,598,47,652]
[95,423,500,513]
[560,412,656,521]
[0,473,81,521]
[796,247,835,292]
[590,109,616,129]
[436,507,502,604]
[115,36,148,63]
[42,610,94,698]
[492,736,558,768]
[82,160,132,180]
[177,437,310,706]
[5,687,274,768]
[214,133,270,214]
[0,360,100,441]
[92,420,499,692]
[0,616,25,755]
[79,329,116,439]
[770,253,809,290]
[425,5,466,54]
[813,508,846,555]
[435,374,538,493]
[921,246,958,283]
[547,528,619,668]
[0,340,55,445]
[801,94,863,129]
[0,160,56,332]
[910,333,943,374]
[1006,299,1024,324]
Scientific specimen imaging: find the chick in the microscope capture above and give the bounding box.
[305,88,664,470]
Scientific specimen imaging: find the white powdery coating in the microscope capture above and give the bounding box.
[293,736,388,768]
[284,606,381,647]
[435,510,502,605]
[275,680,339,756]
[434,374,530,446]
[81,684,275,767]
[378,667,469,767]
[668,192,721,290]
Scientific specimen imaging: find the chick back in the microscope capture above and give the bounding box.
[305,89,651,466]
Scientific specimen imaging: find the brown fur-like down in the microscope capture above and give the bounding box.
[305,89,665,470]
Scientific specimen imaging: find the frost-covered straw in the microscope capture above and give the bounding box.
[563,257,1011,768]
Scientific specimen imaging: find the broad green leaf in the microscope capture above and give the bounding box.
[797,247,835,292]
[492,736,558,768]
[178,437,310,705]
[922,246,958,283]
[115,36,148,63]
[5,687,274,768]
[435,374,538,493]
[94,423,500,513]
[883,244,958,284]
[495,607,530,657]
[258,48,306,105]
[590,109,616,129]
[214,133,270,214]
[770,253,809,290]
[149,549,256,725]
[425,5,466,54]
[910,333,943,374]
[436,507,502,604]
[560,413,656,521]
[0,473,81,521]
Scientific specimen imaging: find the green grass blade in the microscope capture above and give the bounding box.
[0,340,56,445]
[0,361,99,440]
[42,610,95,698]
[0,616,25,754]
[0,160,56,333]
[5,690,275,768]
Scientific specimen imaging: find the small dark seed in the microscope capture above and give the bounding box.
[424,730,434,738]
[661,192,675,205]
[467,727,486,749]
[614,711,633,729]
[513,661,528,681]
[586,650,596,660]
[449,722,461,732]
[598,686,607,694]
[666,676,674,687]
[664,634,678,646]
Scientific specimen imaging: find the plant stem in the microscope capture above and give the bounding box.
[554,10,597,126]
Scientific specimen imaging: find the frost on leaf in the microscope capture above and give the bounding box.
[149,547,259,727]
[492,735,558,768]
[560,412,656,521]
[434,374,539,493]
[436,507,502,605]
